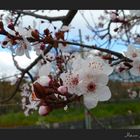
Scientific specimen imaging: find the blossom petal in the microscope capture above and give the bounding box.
[60,72,80,95]
[95,85,111,101]
[130,58,140,76]
[83,94,98,109]
[16,47,24,56]
[95,57,113,76]
[60,25,71,32]
[102,63,113,76]
[78,72,108,86]
[86,57,113,76]
[25,49,31,59]
[72,55,84,72]
[124,45,140,59]
[35,76,50,87]
[22,36,31,51]
[96,74,109,85]
[38,63,51,77]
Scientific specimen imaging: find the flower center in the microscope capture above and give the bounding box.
[71,77,79,85]
[87,82,96,92]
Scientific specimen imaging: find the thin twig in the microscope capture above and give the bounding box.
[13,10,66,22]
[0,72,25,103]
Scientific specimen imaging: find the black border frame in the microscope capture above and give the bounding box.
[1,129,140,140]
[1,0,140,140]
[0,0,139,9]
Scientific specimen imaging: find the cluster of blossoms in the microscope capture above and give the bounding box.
[1,12,140,117]
[112,45,140,78]
[20,83,40,116]
[21,51,114,116]
[60,55,113,109]
[0,17,69,59]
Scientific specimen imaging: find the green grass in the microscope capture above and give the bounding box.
[91,100,140,118]
[0,100,140,127]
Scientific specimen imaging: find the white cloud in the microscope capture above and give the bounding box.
[0,51,38,79]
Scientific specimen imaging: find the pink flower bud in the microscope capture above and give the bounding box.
[38,106,50,116]
[110,13,117,20]
[8,22,15,30]
[57,86,68,94]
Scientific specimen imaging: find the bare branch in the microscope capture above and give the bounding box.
[56,40,133,63]
[25,45,52,72]
[0,73,21,81]
[14,13,21,26]
[13,10,68,22]
[62,10,78,25]
[12,54,24,72]
[12,54,34,82]
[0,9,77,103]
[110,59,126,66]
[0,45,52,103]
[0,72,25,103]
[26,71,34,82]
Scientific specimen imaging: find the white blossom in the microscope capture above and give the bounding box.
[72,56,113,76]
[15,21,33,37]
[124,45,140,60]
[2,13,12,24]
[20,83,30,97]
[25,101,39,111]
[60,72,80,94]
[64,105,68,111]
[33,42,43,56]
[16,37,31,59]
[35,76,51,87]
[60,25,72,32]
[129,91,137,99]
[78,71,111,109]
[25,94,40,112]
[130,57,140,76]
[60,56,112,109]
[21,97,26,109]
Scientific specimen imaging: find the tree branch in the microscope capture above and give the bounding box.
[0,45,52,103]
[0,72,25,103]
[14,13,21,26]
[13,10,69,22]
[62,10,78,25]
[57,40,133,63]
[12,53,34,82]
